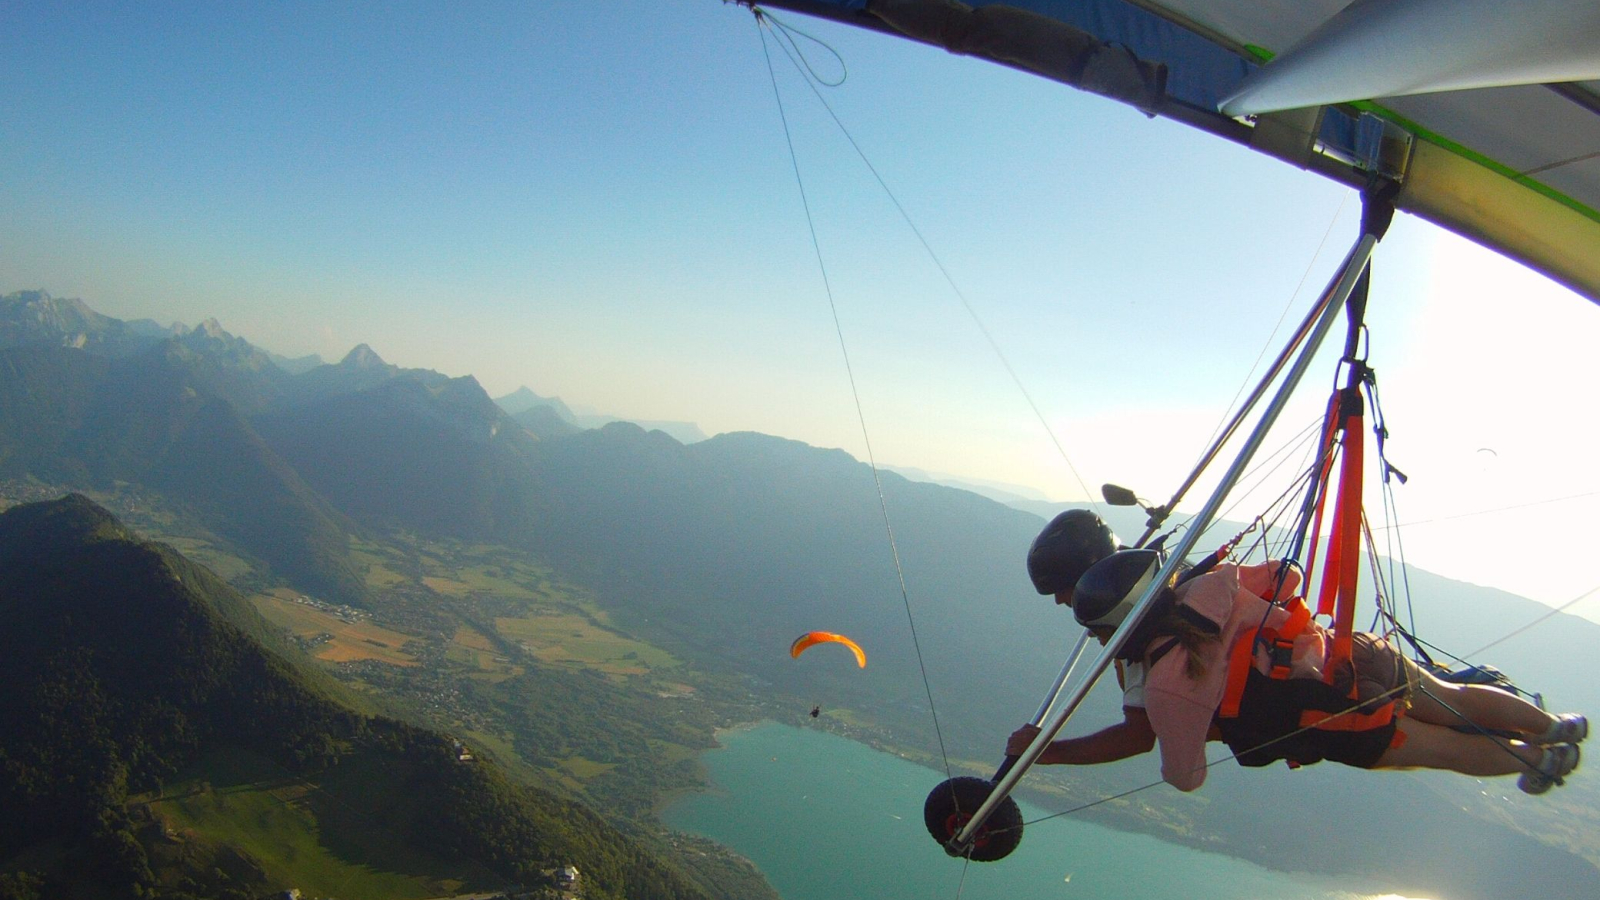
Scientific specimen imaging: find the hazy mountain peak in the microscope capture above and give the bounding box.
[495,385,568,416]
[4,288,74,314]
[3,289,112,338]
[178,317,249,353]
[4,288,52,304]
[1,289,186,359]
[491,386,707,443]
[268,349,325,375]
[340,343,388,368]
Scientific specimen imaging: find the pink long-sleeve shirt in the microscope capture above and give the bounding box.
[1141,561,1328,791]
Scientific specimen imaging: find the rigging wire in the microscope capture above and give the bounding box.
[754,10,956,783]
[1196,195,1353,465]
[954,856,973,900]
[759,7,1099,509]
[1235,470,1314,562]
[1372,405,1423,655]
[1212,417,1323,538]
[1464,583,1600,659]
[1369,489,1600,530]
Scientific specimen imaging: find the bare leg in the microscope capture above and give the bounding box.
[1374,716,1541,775]
[1404,667,1554,736]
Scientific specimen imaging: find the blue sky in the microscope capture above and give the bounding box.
[5,1,1600,622]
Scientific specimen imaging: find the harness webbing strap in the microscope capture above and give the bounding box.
[1280,599,1312,643]
[1302,393,1341,612]
[1219,597,1312,719]
[1297,701,1395,732]
[1220,628,1256,719]
[1320,386,1365,680]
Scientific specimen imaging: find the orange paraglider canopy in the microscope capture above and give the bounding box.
[789,631,866,668]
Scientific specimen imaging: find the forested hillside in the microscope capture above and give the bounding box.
[0,496,734,900]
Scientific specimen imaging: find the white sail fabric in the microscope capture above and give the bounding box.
[1219,0,1600,115]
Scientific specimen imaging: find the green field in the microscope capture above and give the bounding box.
[495,607,678,675]
[149,749,493,900]
[160,535,255,581]
[348,535,420,589]
[352,532,679,679]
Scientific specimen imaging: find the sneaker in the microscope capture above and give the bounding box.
[1539,713,1587,745]
[1519,742,1580,795]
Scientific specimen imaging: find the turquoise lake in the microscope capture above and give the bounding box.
[663,722,1422,900]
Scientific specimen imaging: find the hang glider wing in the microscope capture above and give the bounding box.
[740,0,1600,305]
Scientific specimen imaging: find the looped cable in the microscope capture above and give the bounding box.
[753,6,848,87]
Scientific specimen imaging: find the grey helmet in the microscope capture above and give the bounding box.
[1071,548,1163,629]
[1026,509,1118,595]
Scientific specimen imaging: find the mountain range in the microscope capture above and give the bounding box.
[2,289,1596,900]
[494,385,708,445]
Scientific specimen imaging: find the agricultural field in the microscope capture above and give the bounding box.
[235,531,759,816]
[495,607,677,677]
[352,533,679,681]
[418,559,554,603]
[348,540,409,589]
[250,589,419,667]
[351,533,559,600]
[446,624,523,680]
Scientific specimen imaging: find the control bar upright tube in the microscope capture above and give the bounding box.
[992,631,1092,782]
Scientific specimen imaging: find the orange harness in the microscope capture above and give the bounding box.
[1219,594,1403,759]
[1226,381,1399,725]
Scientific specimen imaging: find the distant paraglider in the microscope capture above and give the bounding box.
[789,631,867,668]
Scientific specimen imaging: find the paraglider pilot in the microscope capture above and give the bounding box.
[1008,510,1586,794]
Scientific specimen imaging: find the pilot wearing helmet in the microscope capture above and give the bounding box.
[1009,510,1584,793]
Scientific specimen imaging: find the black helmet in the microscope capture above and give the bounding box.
[1026,509,1118,595]
[1072,548,1162,630]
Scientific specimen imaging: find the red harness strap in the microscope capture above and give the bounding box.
[1301,392,1341,612]
[1298,702,1396,732]
[1311,385,1365,683]
[1219,628,1255,720]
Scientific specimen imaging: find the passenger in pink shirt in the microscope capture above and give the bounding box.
[1009,511,1585,794]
